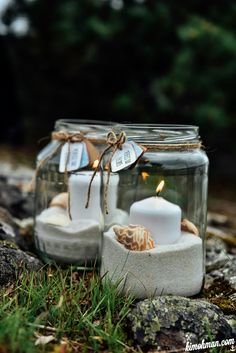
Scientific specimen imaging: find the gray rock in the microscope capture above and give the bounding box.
[128,296,233,350]
[0,242,42,286]
[0,206,17,227]
[206,237,229,272]
[0,177,33,219]
[207,212,228,227]
[0,221,16,241]
[207,255,236,284]
[225,315,236,337]
[0,216,34,252]
[0,162,34,187]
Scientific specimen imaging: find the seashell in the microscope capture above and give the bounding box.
[181,219,199,236]
[113,224,155,251]
[50,193,68,209]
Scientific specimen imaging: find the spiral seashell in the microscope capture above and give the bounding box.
[50,192,68,209]
[113,224,155,251]
[181,219,199,236]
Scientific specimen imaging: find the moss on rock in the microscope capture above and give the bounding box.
[128,296,233,350]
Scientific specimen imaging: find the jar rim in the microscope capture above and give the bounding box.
[55,119,115,129]
[55,119,116,139]
[114,124,200,144]
[121,123,198,129]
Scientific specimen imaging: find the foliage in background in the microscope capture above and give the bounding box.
[1,0,236,158]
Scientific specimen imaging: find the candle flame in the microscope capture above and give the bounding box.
[156,180,165,195]
[92,159,99,169]
[141,171,149,181]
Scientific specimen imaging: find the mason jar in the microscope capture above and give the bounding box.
[34,119,113,265]
[101,125,209,298]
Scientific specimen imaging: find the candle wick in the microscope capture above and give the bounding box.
[156,191,160,197]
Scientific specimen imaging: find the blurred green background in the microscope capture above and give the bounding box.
[0,0,236,189]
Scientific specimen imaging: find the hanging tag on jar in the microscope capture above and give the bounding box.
[79,142,90,169]
[111,142,137,172]
[130,141,145,160]
[59,142,83,172]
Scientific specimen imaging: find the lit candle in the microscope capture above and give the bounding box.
[69,171,103,226]
[129,181,181,245]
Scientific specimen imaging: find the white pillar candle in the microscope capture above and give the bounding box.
[129,196,181,245]
[69,172,103,225]
[104,172,119,223]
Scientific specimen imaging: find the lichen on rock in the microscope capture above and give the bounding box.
[128,296,233,350]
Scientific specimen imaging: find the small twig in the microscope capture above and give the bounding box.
[27,323,57,332]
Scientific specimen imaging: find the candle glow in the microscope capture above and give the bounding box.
[141,171,149,181]
[92,159,99,169]
[156,180,165,196]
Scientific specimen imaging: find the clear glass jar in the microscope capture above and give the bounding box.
[34,119,113,265]
[101,125,209,298]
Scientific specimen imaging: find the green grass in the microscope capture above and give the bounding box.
[0,266,134,353]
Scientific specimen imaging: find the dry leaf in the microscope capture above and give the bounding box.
[91,336,103,344]
[56,295,64,308]
[35,335,55,346]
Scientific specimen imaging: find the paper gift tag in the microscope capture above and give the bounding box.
[130,141,145,160]
[80,141,90,169]
[59,142,83,172]
[111,142,137,172]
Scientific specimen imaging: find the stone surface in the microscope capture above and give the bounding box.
[0,242,42,286]
[207,226,236,248]
[207,212,229,227]
[204,235,236,315]
[208,256,236,284]
[0,177,34,219]
[0,221,16,241]
[225,315,236,337]
[0,212,34,252]
[128,296,233,350]
[205,235,236,287]
[206,236,229,272]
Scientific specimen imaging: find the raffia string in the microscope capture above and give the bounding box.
[51,131,84,143]
[143,142,202,151]
[85,130,126,214]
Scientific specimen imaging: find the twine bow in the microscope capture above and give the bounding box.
[85,130,126,214]
[35,131,85,180]
[52,131,84,143]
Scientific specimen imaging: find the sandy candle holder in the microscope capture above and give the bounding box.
[100,125,209,297]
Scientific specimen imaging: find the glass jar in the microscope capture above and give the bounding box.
[34,119,113,265]
[101,125,209,298]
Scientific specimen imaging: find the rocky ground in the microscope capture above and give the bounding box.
[0,161,235,352]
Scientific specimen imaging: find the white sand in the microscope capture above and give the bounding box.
[101,229,203,298]
[35,207,101,263]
